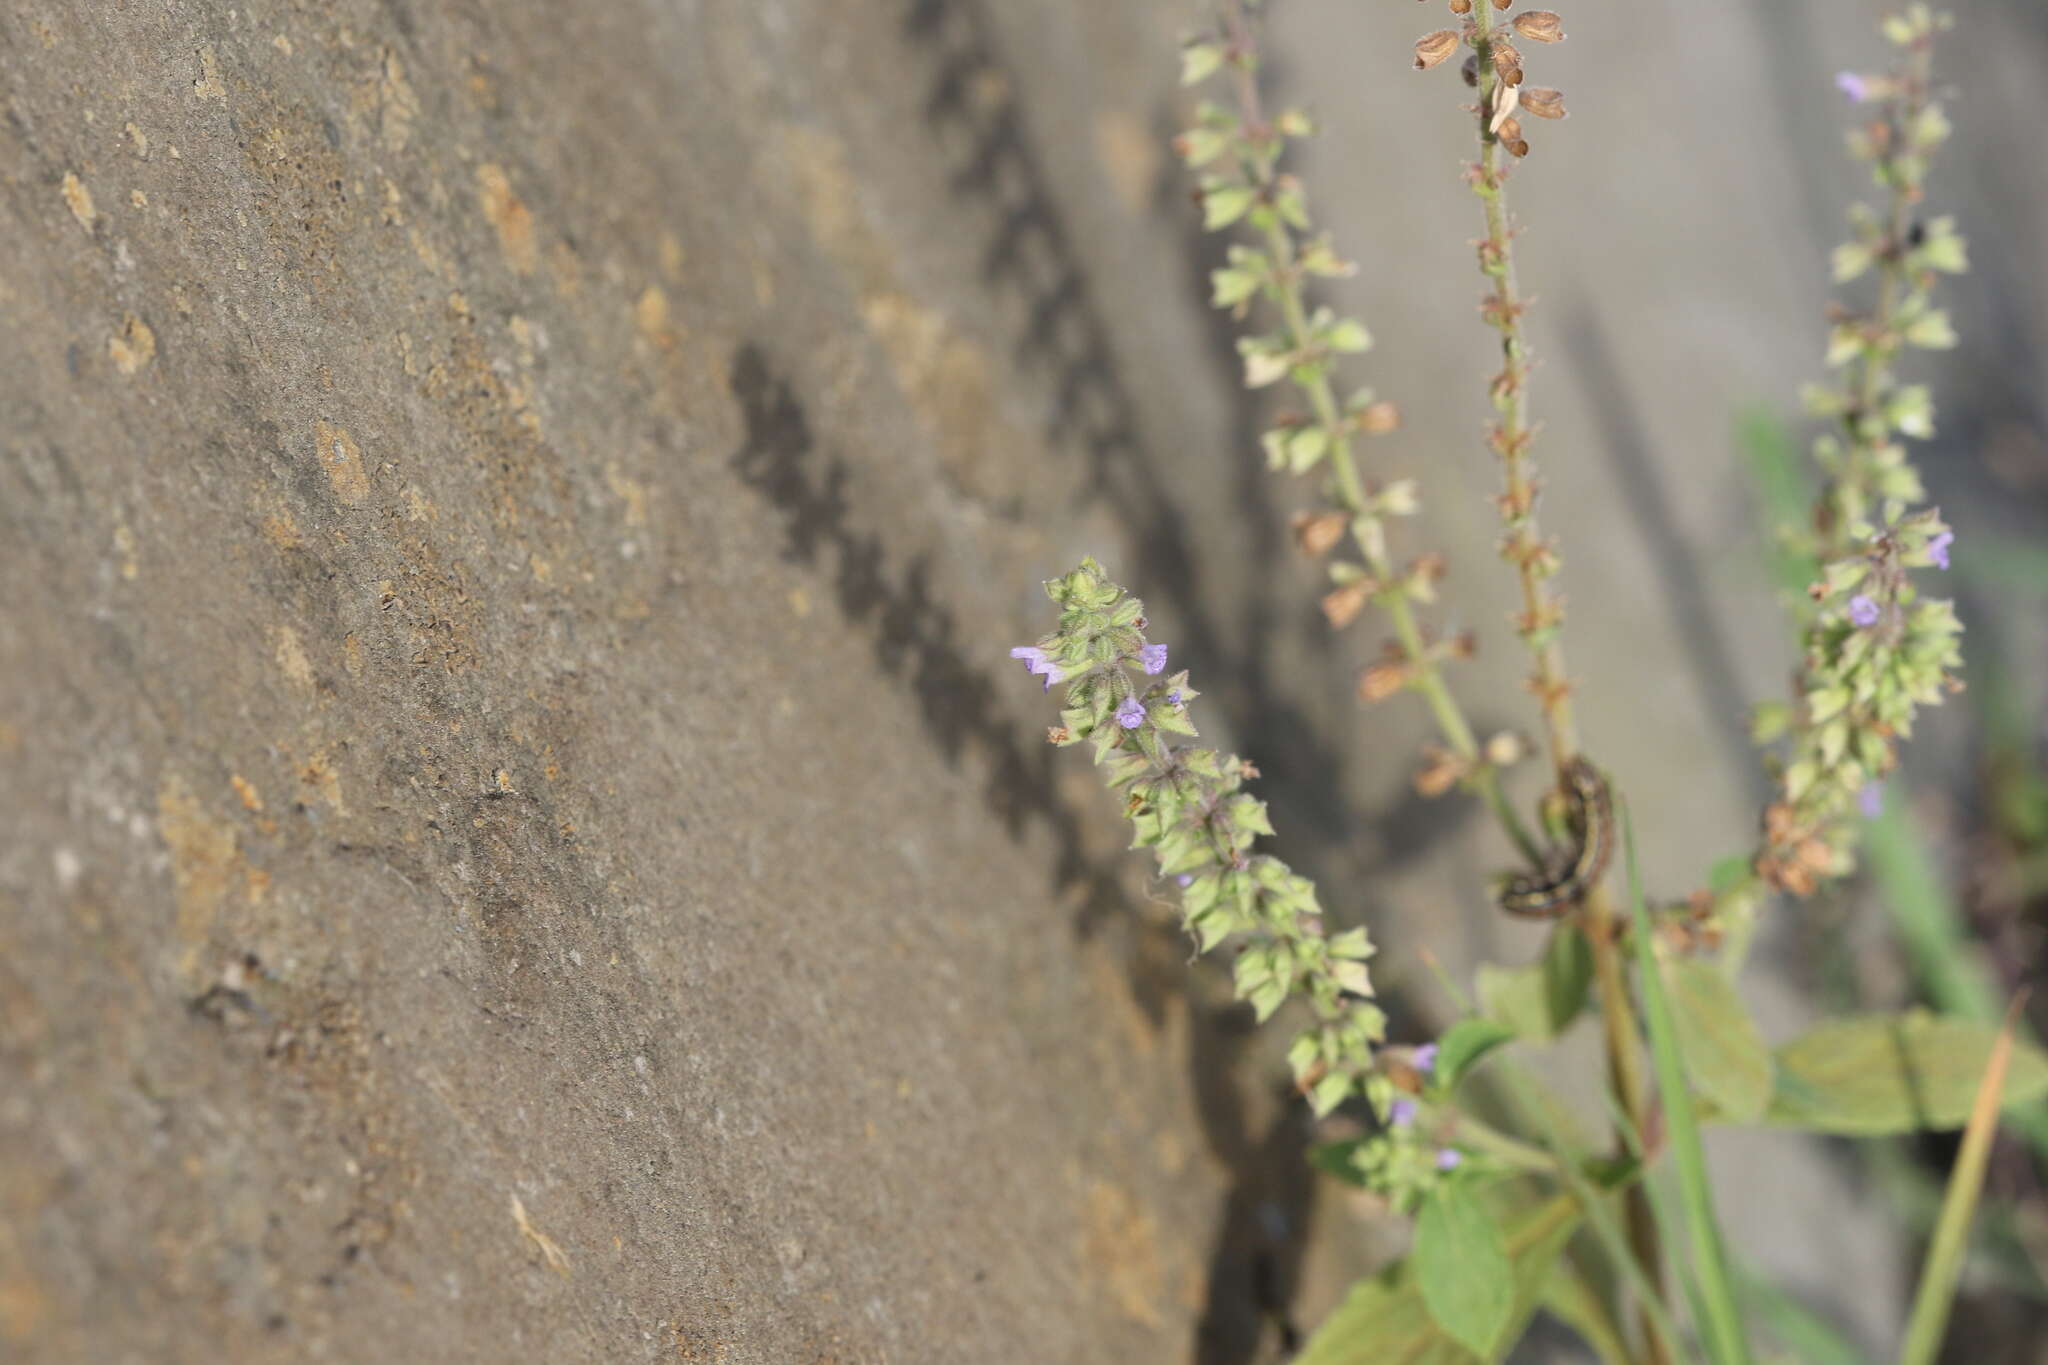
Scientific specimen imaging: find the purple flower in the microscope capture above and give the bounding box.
[1435,1148,1463,1171]
[1849,594,1881,628]
[1389,1098,1417,1128]
[1859,782,1884,819]
[1138,643,1169,675]
[1412,1043,1439,1076]
[1009,646,1064,691]
[1116,697,1146,729]
[1928,530,1954,570]
[1835,71,1872,103]
[1176,873,1194,888]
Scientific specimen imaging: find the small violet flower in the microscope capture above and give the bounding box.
[1835,71,1872,103]
[1176,873,1194,888]
[1435,1148,1463,1172]
[1411,1043,1439,1076]
[1859,782,1884,819]
[1138,643,1169,675]
[1116,697,1146,729]
[1928,529,1954,570]
[1009,646,1063,691]
[1389,1098,1417,1128]
[1849,594,1881,628]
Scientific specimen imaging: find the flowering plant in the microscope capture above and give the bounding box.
[1011,4,2046,1361]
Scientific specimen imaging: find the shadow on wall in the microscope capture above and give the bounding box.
[731,0,1517,1354]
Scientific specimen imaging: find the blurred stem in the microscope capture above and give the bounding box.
[1223,0,1542,869]
[1469,3,1579,778]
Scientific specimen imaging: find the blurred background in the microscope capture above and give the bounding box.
[1,0,2044,1360]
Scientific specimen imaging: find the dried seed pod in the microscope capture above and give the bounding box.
[1358,400,1402,435]
[1490,40,1524,86]
[1321,582,1370,629]
[1511,10,1566,42]
[1413,29,1461,70]
[1491,0,1511,10]
[1497,115,1523,143]
[1449,0,1473,12]
[1292,510,1349,558]
[1461,55,1480,86]
[1358,658,1411,702]
[1519,86,1567,119]
[1506,136,1531,157]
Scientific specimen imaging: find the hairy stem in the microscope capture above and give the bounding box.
[1225,0,1543,867]
[1469,4,1580,777]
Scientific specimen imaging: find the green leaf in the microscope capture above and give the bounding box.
[1664,958,1774,1123]
[1762,1011,2048,1135]
[1435,1017,1517,1090]
[1477,922,1592,1041]
[1298,1196,1579,1365]
[1542,1263,1634,1365]
[1415,1184,1514,1357]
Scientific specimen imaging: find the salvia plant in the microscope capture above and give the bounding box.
[1009,3,2048,1362]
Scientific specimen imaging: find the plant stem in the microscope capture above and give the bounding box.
[1825,39,1934,561]
[1468,3,1579,778]
[1222,0,1543,869]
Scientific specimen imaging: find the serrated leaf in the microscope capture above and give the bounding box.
[1761,1011,2048,1135]
[1663,958,1774,1123]
[1297,1196,1578,1365]
[1435,1017,1517,1090]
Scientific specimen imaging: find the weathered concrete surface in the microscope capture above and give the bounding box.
[3,0,2046,1361]
[0,2,1302,1359]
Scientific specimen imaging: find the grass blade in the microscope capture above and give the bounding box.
[1897,993,2030,1365]
[1622,801,1752,1365]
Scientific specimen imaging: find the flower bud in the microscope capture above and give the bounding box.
[1519,86,1567,119]
[1413,29,1461,70]
[1511,10,1565,42]
[1484,730,1526,767]
[1293,510,1349,558]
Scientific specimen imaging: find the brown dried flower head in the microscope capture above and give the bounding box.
[1449,0,1473,12]
[1519,86,1567,119]
[1414,29,1462,71]
[1511,10,1566,42]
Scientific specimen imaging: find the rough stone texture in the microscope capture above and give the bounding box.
[1,0,2044,1362]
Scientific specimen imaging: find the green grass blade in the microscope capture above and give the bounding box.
[1897,995,2028,1365]
[1737,1263,1872,1365]
[1622,802,1752,1365]
[1735,406,1817,595]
